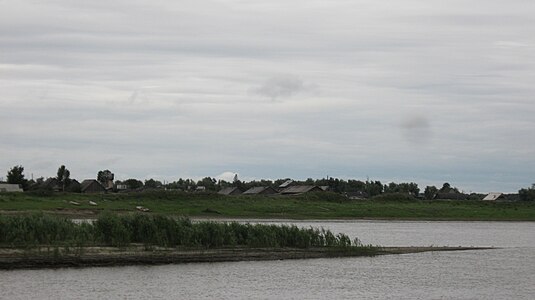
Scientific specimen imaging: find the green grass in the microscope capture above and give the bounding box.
[1,191,535,221]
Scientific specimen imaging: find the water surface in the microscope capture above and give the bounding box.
[1,220,534,299]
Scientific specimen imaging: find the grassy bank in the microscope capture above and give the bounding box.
[1,191,535,220]
[0,213,382,269]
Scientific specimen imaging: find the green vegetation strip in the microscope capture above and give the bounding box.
[0,213,381,269]
[2,191,535,220]
[0,213,362,249]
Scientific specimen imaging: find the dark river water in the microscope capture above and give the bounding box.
[1,220,534,299]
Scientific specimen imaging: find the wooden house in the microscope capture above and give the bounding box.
[80,179,106,194]
[218,187,243,196]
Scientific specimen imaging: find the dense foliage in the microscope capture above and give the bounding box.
[6,165,27,190]
[0,213,357,249]
[56,165,71,192]
[519,184,535,201]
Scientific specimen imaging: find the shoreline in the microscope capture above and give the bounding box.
[2,210,535,222]
[0,246,493,270]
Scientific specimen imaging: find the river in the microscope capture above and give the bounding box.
[1,220,534,299]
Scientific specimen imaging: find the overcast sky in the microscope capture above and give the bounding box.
[1,0,534,192]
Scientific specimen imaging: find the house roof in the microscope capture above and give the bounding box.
[80,179,104,192]
[483,192,503,201]
[278,179,294,189]
[218,187,242,195]
[280,185,323,194]
[0,183,23,192]
[243,186,277,195]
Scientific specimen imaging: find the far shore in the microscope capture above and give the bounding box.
[2,191,535,221]
[2,209,535,222]
[2,207,535,223]
[0,246,493,270]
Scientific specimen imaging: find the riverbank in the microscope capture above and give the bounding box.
[1,191,535,220]
[0,246,492,270]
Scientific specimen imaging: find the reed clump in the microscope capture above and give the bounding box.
[0,213,362,249]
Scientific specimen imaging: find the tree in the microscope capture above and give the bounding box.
[144,178,162,189]
[56,165,71,192]
[519,184,535,201]
[440,183,451,192]
[365,180,383,197]
[7,165,27,190]
[197,177,217,191]
[97,170,114,189]
[406,182,420,197]
[439,182,459,193]
[383,182,419,197]
[124,178,143,189]
[424,186,438,200]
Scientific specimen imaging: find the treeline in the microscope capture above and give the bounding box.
[3,164,535,201]
[168,177,389,196]
[0,213,358,249]
[0,164,419,196]
[121,177,421,198]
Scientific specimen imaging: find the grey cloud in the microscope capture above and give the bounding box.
[251,75,313,100]
[402,115,430,130]
[400,115,432,145]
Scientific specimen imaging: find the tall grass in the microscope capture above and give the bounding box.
[0,213,358,249]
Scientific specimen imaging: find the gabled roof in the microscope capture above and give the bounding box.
[0,183,23,192]
[243,186,278,195]
[279,179,294,189]
[483,192,504,201]
[280,185,323,194]
[218,187,242,195]
[80,179,105,192]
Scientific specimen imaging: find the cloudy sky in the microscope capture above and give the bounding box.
[1,0,534,192]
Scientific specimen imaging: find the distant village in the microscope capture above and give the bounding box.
[2,165,534,201]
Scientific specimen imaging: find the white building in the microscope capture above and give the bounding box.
[0,183,23,192]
